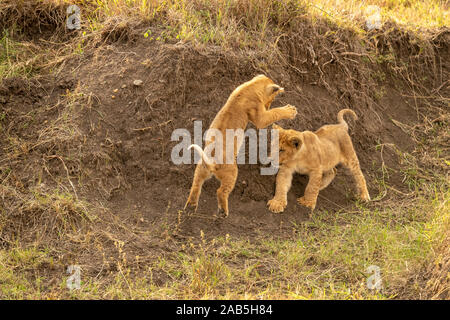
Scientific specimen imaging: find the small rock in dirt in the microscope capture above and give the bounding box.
[111,95,116,99]
[121,84,127,89]
[113,88,119,93]
[141,59,152,67]
[133,79,143,86]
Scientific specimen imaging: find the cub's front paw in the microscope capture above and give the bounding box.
[297,196,316,210]
[283,104,298,119]
[217,207,229,218]
[184,200,198,216]
[267,198,287,213]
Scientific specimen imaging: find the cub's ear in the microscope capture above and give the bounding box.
[289,136,302,149]
[268,84,283,94]
[272,124,282,130]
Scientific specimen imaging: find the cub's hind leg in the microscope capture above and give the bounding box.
[340,137,370,201]
[214,164,238,217]
[320,168,337,191]
[185,163,212,213]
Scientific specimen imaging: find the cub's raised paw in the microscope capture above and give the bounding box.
[267,198,287,213]
[283,104,298,119]
[297,196,316,210]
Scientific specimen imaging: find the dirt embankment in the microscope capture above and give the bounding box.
[0,1,448,298]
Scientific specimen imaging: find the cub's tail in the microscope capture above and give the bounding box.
[188,144,215,171]
[337,109,358,130]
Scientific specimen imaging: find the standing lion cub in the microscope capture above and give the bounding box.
[268,109,370,213]
[185,75,297,217]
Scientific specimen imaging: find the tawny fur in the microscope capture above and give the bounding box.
[185,75,298,217]
[267,109,370,213]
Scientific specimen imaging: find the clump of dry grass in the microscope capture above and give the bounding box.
[0,82,89,244]
[0,0,67,37]
[424,232,449,299]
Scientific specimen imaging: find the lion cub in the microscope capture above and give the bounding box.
[267,109,370,213]
[185,75,298,217]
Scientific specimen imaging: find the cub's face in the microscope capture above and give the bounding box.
[271,124,302,165]
[250,75,284,108]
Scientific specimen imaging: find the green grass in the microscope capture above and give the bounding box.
[0,30,31,78]
[1,184,446,299]
[0,247,53,299]
[86,0,448,45]
[1,0,447,77]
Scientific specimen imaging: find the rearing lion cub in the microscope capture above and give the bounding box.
[268,109,370,213]
[185,75,297,217]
